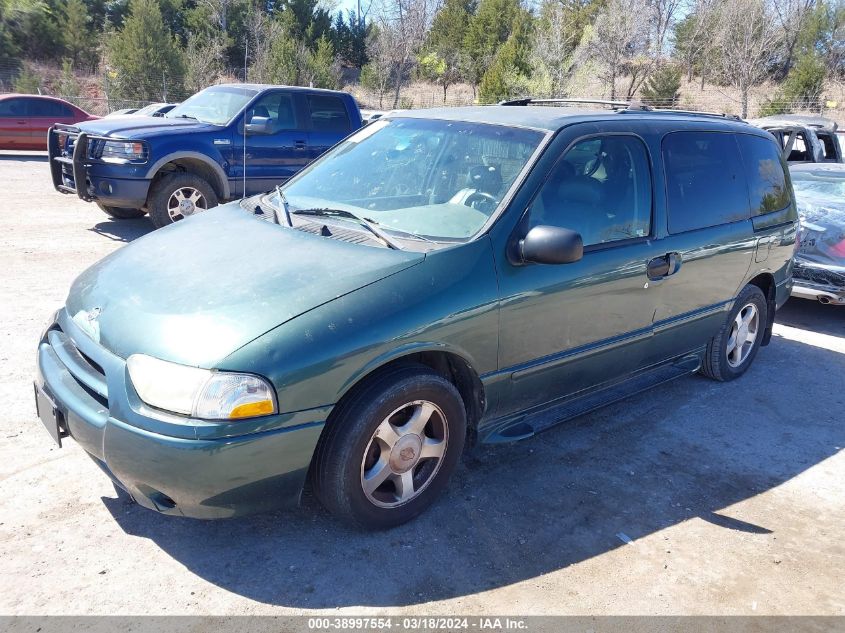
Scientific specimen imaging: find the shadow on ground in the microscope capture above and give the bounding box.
[0,152,48,162]
[776,297,845,338]
[102,302,845,608]
[89,217,153,242]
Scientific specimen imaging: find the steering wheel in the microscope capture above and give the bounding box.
[464,190,498,210]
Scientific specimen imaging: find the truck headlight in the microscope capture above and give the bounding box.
[100,140,147,162]
[127,354,277,420]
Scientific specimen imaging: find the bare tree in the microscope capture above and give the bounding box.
[711,0,782,117]
[580,0,651,100]
[532,0,582,97]
[650,0,685,57]
[184,34,227,93]
[675,0,719,85]
[771,0,817,76]
[373,0,439,108]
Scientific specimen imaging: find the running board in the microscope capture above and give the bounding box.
[482,354,702,443]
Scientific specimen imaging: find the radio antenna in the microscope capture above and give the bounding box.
[242,40,248,200]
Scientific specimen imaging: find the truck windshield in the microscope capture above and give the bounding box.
[279,118,545,241]
[166,86,257,126]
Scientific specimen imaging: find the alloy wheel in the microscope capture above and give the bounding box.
[726,303,759,368]
[360,400,449,508]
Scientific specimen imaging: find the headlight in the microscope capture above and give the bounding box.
[126,354,277,420]
[99,140,147,162]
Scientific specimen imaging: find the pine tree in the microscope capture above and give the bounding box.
[63,0,93,70]
[640,64,682,107]
[463,0,524,90]
[105,0,185,101]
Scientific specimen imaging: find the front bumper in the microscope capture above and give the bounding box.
[48,125,151,209]
[35,309,327,519]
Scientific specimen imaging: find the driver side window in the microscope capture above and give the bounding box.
[245,93,298,133]
[529,135,652,246]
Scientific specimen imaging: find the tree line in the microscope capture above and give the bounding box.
[1,0,843,117]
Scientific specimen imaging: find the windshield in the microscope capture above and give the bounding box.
[166,86,256,125]
[279,117,545,241]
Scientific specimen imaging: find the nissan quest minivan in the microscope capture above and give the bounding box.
[35,101,798,529]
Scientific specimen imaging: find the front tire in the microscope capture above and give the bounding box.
[147,172,218,229]
[96,202,145,219]
[700,284,767,381]
[312,364,466,529]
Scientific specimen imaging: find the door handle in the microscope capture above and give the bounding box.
[647,252,682,280]
[294,140,306,149]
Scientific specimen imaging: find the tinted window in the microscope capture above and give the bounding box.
[529,135,652,245]
[307,95,351,134]
[663,132,748,233]
[245,92,298,132]
[27,99,73,117]
[736,134,791,215]
[0,98,27,116]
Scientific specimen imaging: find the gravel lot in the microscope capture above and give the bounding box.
[0,150,843,616]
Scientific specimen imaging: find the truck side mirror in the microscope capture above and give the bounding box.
[519,225,584,264]
[245,116,271,135]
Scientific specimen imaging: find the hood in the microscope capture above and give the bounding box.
[66,204,424,366]
[75,116,219,139]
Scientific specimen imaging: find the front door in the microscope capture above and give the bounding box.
[233,91,310,195]
[494,132,660,417]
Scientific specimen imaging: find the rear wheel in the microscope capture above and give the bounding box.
[96,202,145,219]
[312,364,466,529]
[700,284,767,381]
[147,172,218,229]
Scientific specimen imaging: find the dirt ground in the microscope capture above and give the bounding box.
[0,151,843,616]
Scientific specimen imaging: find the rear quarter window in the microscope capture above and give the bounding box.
[307,95,351,134]
[663,131,749,233]
[736,134,791,215]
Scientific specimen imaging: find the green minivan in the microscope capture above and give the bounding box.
[35,102,797,528]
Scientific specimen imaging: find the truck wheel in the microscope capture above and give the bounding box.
[700,284,768,382]
[95,202,145,219]
[312,364,466,529]
[147,173,218,229]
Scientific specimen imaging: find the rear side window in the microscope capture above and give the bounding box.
[663,132,749,233]
[27,99,73,117]
[307,95,351,134]
[736,134,791,215]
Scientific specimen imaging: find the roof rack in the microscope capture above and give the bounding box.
[499,97,636,110]
[635,107,743,121]
[498,97,743,120]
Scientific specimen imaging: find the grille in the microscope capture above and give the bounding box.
[49,325,109,409]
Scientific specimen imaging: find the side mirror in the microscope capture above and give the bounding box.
[245,116,271,135]
[519,225,584,265]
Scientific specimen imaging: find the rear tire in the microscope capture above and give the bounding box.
[96,202,145,219]
[700,284,767,381]
[312,364,466,529]
[147,172,218,229]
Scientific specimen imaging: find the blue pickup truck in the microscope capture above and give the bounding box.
[49,84,363,228]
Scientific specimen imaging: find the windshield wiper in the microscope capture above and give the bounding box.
[272,185,293,227]
[292,208,402,250]
[172,114,197,120]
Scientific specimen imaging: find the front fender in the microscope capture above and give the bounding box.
[219,237,500,417]
[145,149,230,198]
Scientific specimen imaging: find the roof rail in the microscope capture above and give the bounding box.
[622,107,743,121]
[497,97,743,120]
[498,97,634,110]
